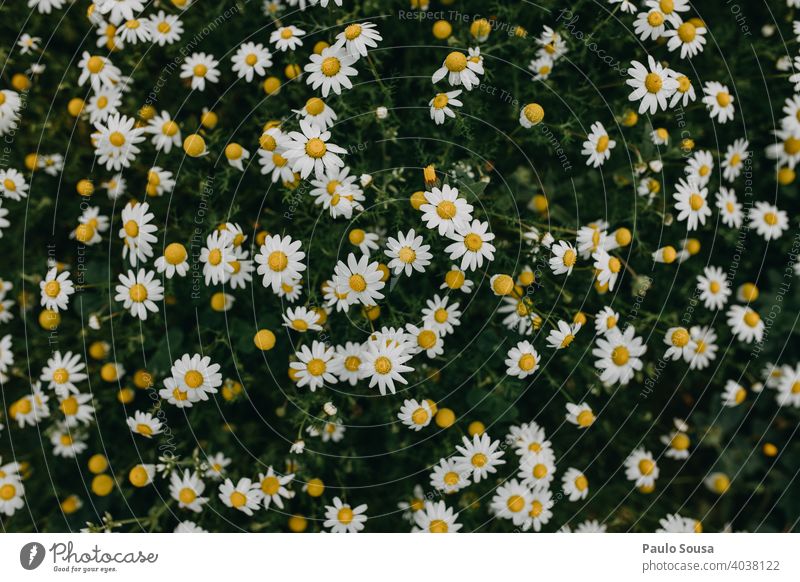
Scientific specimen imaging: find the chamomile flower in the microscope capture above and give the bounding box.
[283,306,323,333]
[668,71,697,107]
[440,265,474,294]
[17,33,42,53]
[697,266,731,310]
[518,451,556,489]
[413,500,462,533]
[565,402,595,429]
[663,327,695,361]
[332,253,385,306]
[582,122,616,167]
[50,425,87,458]
[398,398,434,431]
[716,187,744,228]
[429,458,471,493]
[686,326,718,370]
[154,243,189,278]
[633,9,668,41]
[180,53,220,91]
[330,342,365,385]
[77,52,121,90]
[57,392,95,427]
[685,150,715,186]
[127,410,162,438]
[0,168,28,201]
[505,341,540,379]
[702,81,735,123]
[86,86,121,124]
[491,479,533,526]
[256,234,306,293]
[291,341,337,392]
[766,127,800,169]
[627,55,678,114]
[219,478,263,516]
[673,177,711,230]
[145,110,181,153]
[117,18,151,44]
[304,46,358,97]
[334,21,382,59]
[199,230,235,285]
[231,42,272,82]
[727,305,764,343]
[624,448,659,488]
[420,184,473,236]
[283,119,346,180]
[361,340,414,396]
[593,326,647,386]
[508,422,553,459]
[749,201,789,240]
[592,248,623,291]
[159,377,192,408]
[535,26,567,60]
[549,240,578,275]
[0,477,24,516]
[529,55,554,80]
[119,201,157,267]
[92,113,145,171]
[295,97,337,131]
[405,324,444,359]
[170,470,208,513]
[664,21,707,59]
[310,167,365,219]
[576,222,608,258]
[41,351,87,397]
[149,11,183,46]
[11,383,50,428]
[454,433,505,483]
[324,497,368,533]
[562,467,590,501]
[774,364,800,408]
[421,294,462,336]
[271,25,305,52]
[39,268,74,312]
[432,51,482,90]
[446,219,496,272]
[661,430,691,459]
[94,0,144,25]
[347,229,380,256]
[385,229,432,276]
[258,467,294,509]
[657,514,698,533]
[722,139,749,181]
[429,90,463,125]
[170,353,222,402]
[721,379,747,407]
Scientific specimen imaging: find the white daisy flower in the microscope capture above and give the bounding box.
[219,478,263,516]
[429,90,463,125]
[664,21,707,58]
[431,50,483,90]
[41,351,87,397]
[657,514,699,533]
[748,201,788,240]
[445,219,496,272]
[668,70,696,107]
[547,320,581,350]
[332,253,385,306]
[673,177,711,230]
[661,430,691,459]
[440,265,474,294]
[145,110,181,153]
[429,458,471,493]
[119,201,158,267]
[766,127,800,169]
[310,166,365,219]
[774,363,800,408]
[169,470,208,513]
[490,479,533,527]
[721,379,747,407]
[200,230,236,285]
[582,121,615,167]
[420,184,473,237]
[294,97,337,131]
[283,119,346,180]
[397,398,433,431]
[304,46,359,97]
[159,377,192,408]
[361,340,414,396]
[57,392,94,427]
[565,401,595,429]
[334,21,382,59]
[231,42,272,82]
[77,52,121,90]
[0,168,28,201]
[405,324,444,359]
[86,86,121,124]
[258,467,294,509]
[180,53,220,91]
[687,326,718,370]
[721,138,749,181]
[626,55,678,114]
[696,266,731,310]
[127,410,163,438]
[633,9,668,41]
[592,326,647,385]
[624,447,659,488]
[663,326,695,361]
[385,229,432,276]
[562,467,589,501]
[505,341,540,379]
[685,150,714,186]
[94,0,145,25]
[715,187,743,228]
[149,11,183,46]
[549,240,578,275]
[50,425,87,458]
[421,294,462,336]
[518,450,556,489]
[412,500,462,533]
[528,55,554,80]
[324,497,368,533]
[154,243,189,278]
[39,268,74,312]
[291,341,338,392]
[283,306,322,332]
[271,25,305,52]
[255,234,306,293]
[330,341,365,385]
[454,433,505,483]
[726,304,764,343]
[91,113,145,171]
[170,353,222,402]
[702,81,735,123]
[592,248,623,291]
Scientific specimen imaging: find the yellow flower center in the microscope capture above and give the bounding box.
[434,308,448,323]
[507,495,525,513]
[136,423,153,436]
[344,356,361,372]
[671,433,690,450]
[348,274,367,292]
[608,257,622,273]
[60,397,79,416]
[321,57,341,77]
[179,488,196,504]
[128,283,148,302]
[398,246,416,264]
[307,358,326,376]
[0,483,17,500]
[647,11,665,27]
[124,220,139,237]
[671,328,690,347]
[109,131,126,147]
[577,410,594,427]
[575,475,589,491]
[305,137,327,158]
[344,24,362,40]
[193,64,208,77]
[429,519,448,533]
[444,51,467,72]
[44,280,61,298]
[464,233,483,251]
[638,459,655,475]
[165,243,187,265]
[87,56,105,73]
[644,72,663,94]
[433,94,449,109]
[563,249,576,267]
[261,476,280,495]
[184,370,204,389]
[411,407,429,425]
[677,22,697,43]
[230,491,247,508]
[529,500,543,517]
[245,53,258,66]
[611,346,630,366]
[716,92,731,107]
[743,310,760,327]
[518,353,537,371]
[281,28,294,39]
[436,200,457,219]
[471,453,487,468]
[158,21,171,33]
[374,356,392,375]
[417,330,437,349]
[533,463,548,479]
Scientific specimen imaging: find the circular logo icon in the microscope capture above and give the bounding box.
[19,542,46,570]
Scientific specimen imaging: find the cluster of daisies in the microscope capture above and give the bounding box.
[1,0,798,534]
